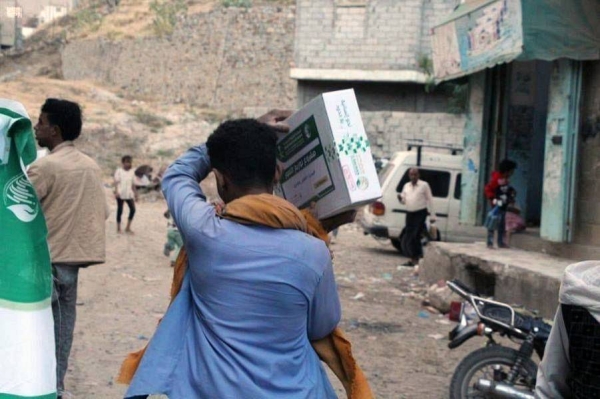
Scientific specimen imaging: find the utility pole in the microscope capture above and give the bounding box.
[0,0,3,48]
[13,0,19,50]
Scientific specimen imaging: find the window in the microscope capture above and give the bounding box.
[396,169,451,198]
[454,174,462,200]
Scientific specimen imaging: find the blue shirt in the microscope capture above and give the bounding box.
[125,145,341,399]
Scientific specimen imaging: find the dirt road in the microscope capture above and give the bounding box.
[65,197,481,399]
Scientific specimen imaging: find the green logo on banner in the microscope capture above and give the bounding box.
[0,105,51,305]
[3,173,39,222]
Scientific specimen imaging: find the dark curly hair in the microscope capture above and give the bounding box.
[41,98,83,141]
[499,159,517,174]
[206,119,278,188]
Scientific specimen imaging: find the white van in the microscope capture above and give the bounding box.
[361,149,483,252]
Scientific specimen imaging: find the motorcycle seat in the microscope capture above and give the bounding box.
[481,303,527,327]
[481,303,552,337]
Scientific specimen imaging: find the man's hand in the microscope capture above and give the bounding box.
[320,210,357,233]
[397,193,405,204]
[212,199,225,215]
[257,109,293,134]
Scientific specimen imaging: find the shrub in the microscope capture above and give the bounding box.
[222,0,252,8]
[134,111,173,129]
[149,0,188,36]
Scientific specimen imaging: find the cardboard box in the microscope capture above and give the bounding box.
[274,89,382,218]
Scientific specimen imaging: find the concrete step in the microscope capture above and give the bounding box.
[510,229,600,261]
[420,242,572,319]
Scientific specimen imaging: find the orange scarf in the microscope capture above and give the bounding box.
[118,194,373,399]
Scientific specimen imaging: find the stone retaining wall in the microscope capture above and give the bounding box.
[62,5,297,110]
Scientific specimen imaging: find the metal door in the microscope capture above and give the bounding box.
[540,60,582,242]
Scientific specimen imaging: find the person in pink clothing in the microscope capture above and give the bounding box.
[505,199,526,246]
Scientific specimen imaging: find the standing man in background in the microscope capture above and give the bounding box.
[398,167,435,266]
[28,98,108,399]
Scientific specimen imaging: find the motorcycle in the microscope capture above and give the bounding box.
[446,279,552,399]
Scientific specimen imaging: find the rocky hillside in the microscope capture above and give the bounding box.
[0,0,295,176]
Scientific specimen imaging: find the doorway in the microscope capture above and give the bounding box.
[484,61,552,227]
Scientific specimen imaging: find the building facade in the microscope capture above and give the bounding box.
[0,0,77,47]
[293,0,466,158]
[0,0,21,48]
[431,0,600,258]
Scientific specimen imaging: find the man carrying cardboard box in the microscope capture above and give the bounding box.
[122,113,371,399]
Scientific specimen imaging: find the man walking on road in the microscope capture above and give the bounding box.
[28,98,108,399]
[398,167,436,266]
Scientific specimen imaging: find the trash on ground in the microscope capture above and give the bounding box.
[352,292,365,300]
[427,334,444,340]
[425,306,440,314]
[418,310,430,319]
[426,281,461,314]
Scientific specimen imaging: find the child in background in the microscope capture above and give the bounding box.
[484,159,517,249]
[484,159,517,205]
[114,155,137,234]
[487,184,516,248]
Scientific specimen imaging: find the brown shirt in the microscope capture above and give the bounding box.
[28,141,108,265]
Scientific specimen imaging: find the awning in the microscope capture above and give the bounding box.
[431,0,600,82]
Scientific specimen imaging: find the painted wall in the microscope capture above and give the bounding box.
[459,72,486,225]
[540,60,580,243]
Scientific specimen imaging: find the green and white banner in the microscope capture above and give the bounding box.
[0,99,56,399]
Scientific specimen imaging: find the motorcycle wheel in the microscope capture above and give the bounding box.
[449,345,537,399]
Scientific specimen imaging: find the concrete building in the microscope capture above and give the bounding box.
[430,0,600,259]
[0,0,22,47]
[38,3,69,25]
[292,0,467,158]
[17,0,74,21]
[0,0,77,47]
